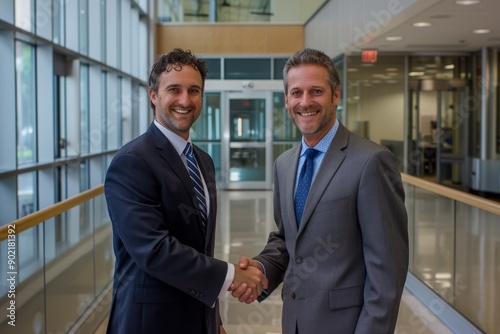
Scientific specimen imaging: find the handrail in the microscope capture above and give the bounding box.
[401,173,500,216]
[0,185,104,242]
[1,175,498,242]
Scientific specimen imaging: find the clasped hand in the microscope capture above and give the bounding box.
[228,256,268,304]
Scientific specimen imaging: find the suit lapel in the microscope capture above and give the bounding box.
[286,145,302,232]
[298,124,349,234]
[149,124,207,237]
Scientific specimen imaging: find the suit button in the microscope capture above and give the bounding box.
[295,257,303,264]
[291,292,296,299]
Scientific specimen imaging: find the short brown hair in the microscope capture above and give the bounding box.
[283,48,340,95]
[148,48,208,112]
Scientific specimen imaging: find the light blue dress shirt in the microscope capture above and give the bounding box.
[295,119,339,193]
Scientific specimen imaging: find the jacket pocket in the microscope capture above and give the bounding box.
[328,285,364,310]
[134,285,184,304]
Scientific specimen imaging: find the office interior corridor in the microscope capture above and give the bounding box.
[94,189,452,334]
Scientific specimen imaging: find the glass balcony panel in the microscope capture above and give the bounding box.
[455,203,500,334]
[412,188,455,303]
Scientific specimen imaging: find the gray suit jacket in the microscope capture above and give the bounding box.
[256,123,408,334]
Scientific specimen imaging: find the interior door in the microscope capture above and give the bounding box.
[408,79,468,188]
[222,92,273,189]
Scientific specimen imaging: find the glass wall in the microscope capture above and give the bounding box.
[0,1,152,331]
[272,92,300,161]
[0,0,151,224]
[191,92,222,180]
[203,56,294,186]
[345,55,406,167]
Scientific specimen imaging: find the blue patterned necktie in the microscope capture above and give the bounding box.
[294,148,319,226]
[183,142,207,230]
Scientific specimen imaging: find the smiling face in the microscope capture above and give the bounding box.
[148,65,203,140]
[285,64,340,147]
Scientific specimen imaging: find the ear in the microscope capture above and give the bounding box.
[284,91,289,110]
[148,87,157,107]
[332,86,340,105]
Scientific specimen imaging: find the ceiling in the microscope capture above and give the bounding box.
[159,0,500,54]
[347,0,500,53]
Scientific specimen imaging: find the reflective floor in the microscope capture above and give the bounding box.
[95,189,455,333]
[213,190,452,334]
[95,189,458,333]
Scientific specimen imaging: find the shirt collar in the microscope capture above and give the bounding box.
[154,119,190,156]
[300,119,339,155]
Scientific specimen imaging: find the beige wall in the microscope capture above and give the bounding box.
[156,24,304,56]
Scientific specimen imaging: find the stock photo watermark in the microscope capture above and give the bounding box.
[6,224,17,327]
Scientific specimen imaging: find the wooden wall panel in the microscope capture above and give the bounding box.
[156,24,304,56]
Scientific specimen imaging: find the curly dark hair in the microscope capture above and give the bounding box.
[148,48,208,112]
[283,48,340,96]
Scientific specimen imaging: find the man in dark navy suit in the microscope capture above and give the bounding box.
[105,48,267,334]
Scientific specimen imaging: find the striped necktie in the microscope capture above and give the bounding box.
[294,148,319,226]
[183,142,207,230]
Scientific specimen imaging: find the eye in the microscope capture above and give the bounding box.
[189,88,201,94]
[290,90,302,97]
[312,89,323,95]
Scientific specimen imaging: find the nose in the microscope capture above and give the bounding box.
[177,90,190,106]
[300,92,313,107]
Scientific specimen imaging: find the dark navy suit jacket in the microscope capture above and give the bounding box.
[105,123,226,334]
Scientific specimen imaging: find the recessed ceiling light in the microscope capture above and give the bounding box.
[473,29,490,34]
[455,0,481,5]
[409,71,425,77]
[445,64,455,69]
[386,36,402,41]
[413,22,432,27]
[347,68,358,72]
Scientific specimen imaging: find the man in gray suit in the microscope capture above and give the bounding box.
[232,48,409,333]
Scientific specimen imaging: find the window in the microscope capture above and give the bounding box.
[79,0,89,55]
[16,41,37,165]
[80,64,90,154]
[224,58,271,80]
[15,0,34,32]
[205,59,221,79]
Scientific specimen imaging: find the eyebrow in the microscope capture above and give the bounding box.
[165,84,202,90]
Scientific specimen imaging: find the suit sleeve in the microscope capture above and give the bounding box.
[355,149,409,333]
[105,152,227,307]
[254,162,289,299]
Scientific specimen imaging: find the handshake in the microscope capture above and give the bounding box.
[228,256,268,304]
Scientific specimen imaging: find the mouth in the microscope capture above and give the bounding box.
[173,108,191,114]
[297,110,319,117]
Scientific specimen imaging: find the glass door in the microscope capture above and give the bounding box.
[222,92,273,189]
[408,79,469,188]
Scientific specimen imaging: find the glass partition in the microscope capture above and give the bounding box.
[272,92,300,161]
[404,181,500,333]
[192,92,222,181]
[0,192,113,333]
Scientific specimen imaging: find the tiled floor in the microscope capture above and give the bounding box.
[97,189,453,334]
